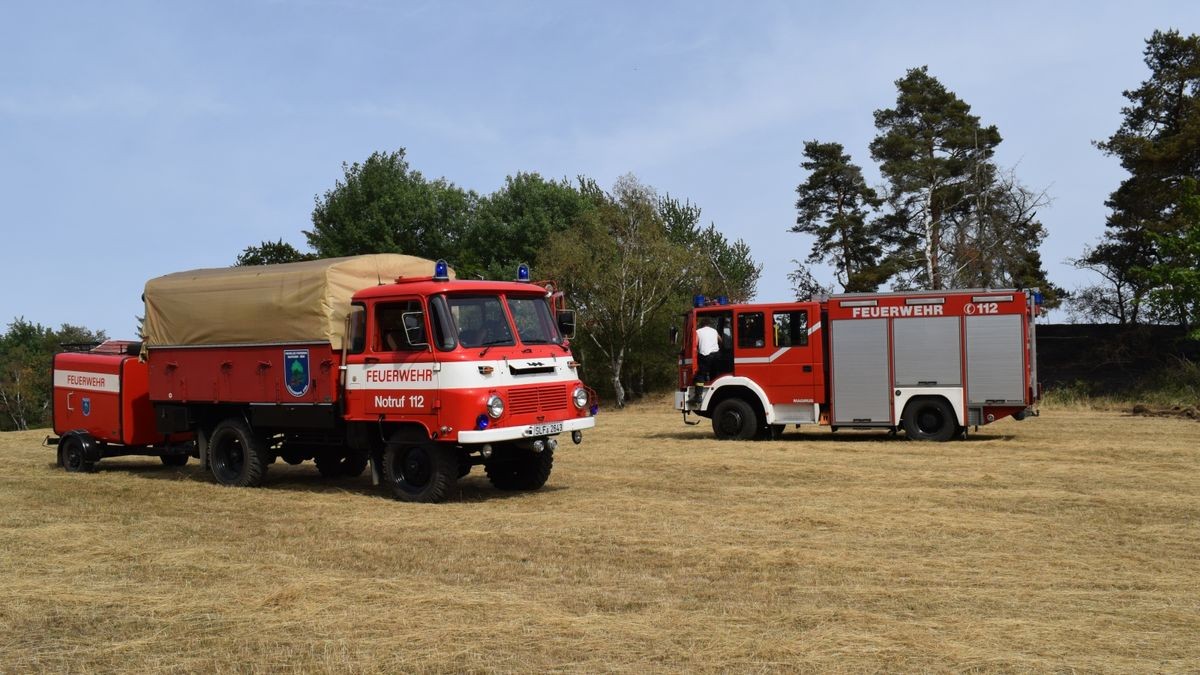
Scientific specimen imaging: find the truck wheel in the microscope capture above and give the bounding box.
[711,398,758,440]
[160,454,189,467]
[314,450,369,478]
[902,398,957,442]
[60,434,95,473]
[485,447,553,491]
[209,419,269,487]
[382,442,456,503]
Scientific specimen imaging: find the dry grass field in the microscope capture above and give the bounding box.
[2,401,1199,673]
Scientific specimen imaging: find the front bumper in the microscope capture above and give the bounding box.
[457,415,596,444]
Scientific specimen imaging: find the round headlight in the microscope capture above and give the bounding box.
[572,386,589,409]
[487,394,505,419]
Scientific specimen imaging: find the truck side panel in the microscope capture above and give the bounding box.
[147,343,339,405]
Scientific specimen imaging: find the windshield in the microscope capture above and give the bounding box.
[448,296,514,348]
[508,295,562,345]
[445,294,562,348]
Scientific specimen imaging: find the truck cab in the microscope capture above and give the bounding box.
[677,298,827,439]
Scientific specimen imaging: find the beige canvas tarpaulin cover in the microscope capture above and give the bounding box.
[143,254,450,349]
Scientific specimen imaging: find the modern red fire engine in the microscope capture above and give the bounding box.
[675,289,1040,441]
[51,255,597,502]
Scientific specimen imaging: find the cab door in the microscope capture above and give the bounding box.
[733,305,819,421]
[344,298,440,425]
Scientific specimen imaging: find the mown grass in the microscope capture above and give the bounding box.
[1,401,1198,672]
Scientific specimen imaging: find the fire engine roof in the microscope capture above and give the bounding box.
[142,254,448,349]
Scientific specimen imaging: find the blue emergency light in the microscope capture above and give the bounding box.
[1033,291,1044,306]
[475,414,490,430]
[716,296,729,305]
[434,259,450,281]
[693,294,706,308]
[516,263,531,282]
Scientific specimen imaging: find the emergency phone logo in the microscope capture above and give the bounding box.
[284,349,311,397]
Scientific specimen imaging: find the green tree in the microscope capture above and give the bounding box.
[1141,179,1200,334]
[0,319,106,431]
[305,149,476,261]
[792,140,886,291]
[1090,29,1200,327]
[235,239,316,266]
[870,67,1002,289]
[460,173,596,279]
[538,176,756,407]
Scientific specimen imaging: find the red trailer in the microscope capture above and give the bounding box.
[52,255,597,502]
[674,289,1040,441]
[52,341,194,471]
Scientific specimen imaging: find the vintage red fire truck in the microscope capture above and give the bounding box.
[51,254,597,502]
[675,289,1040,441]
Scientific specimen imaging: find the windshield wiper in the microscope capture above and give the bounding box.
[478,338,511,357]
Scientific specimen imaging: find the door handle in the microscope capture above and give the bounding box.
[67,392,74,411]
[802,365,813,373]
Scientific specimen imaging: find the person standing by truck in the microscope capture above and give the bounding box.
[695,317,721,384]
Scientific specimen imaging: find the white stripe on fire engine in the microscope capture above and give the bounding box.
[344,360,578,391]
[53,370,120,393]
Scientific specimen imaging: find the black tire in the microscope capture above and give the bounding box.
[711,398,759,440]
[902,398,957,442]
[160,454,189,467]
[382,442,456,503]
[314,450,369,478]
[61,435,94,473]
[485,447,553,491]
[209,418,269,487]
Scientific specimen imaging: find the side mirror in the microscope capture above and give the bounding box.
[402,312,429,349]
[669,326,679,345]
[557,309,576,340]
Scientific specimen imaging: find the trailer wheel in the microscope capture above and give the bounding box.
[160,454,189,467]
[902,398,957,442]
[209,419,269,487]
[315,450,369,478]
[485,447,553,491]
[711,398,758,440]
[382,442,456,503]
[61,434,95,473]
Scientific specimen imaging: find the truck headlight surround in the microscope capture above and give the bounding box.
[572,386,589,409]
[486,394,505,419]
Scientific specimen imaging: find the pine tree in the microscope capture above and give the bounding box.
[792,141,886,291]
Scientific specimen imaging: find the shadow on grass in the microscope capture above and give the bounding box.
[59,459,563,502]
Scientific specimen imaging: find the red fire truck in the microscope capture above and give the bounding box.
[51,255,598,502]
[675,289,1040,441]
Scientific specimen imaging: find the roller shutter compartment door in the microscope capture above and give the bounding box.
[831,318,890,424]
[893,316,962,387]
[966,314,1024,404]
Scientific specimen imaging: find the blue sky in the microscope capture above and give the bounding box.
[2,1,1196,338]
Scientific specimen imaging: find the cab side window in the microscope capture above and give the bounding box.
[737,312,765,348]
[376,300,425,351]
[773,310,808,347]
[347,304,366,354]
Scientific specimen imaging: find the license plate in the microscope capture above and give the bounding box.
[524,422,563,437]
